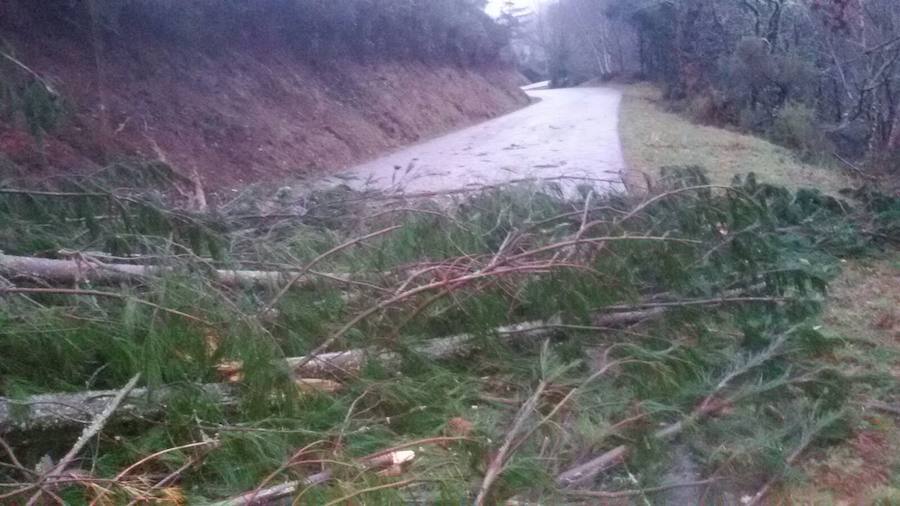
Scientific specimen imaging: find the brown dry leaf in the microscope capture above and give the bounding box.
[204,330,222,357]
[446,417,475,438]
[157,486,187,505]
[87,482,118,506]
[215,360,245,383]
[295,378,343,394]
[873,311,899,333]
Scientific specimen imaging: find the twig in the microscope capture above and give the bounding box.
[510,355,636,458]
[231,440,329,506]
[261,225,401,315]
[0,286,210,325]
[0,189,107,198]
[0,383,236,434]
[124,446,214,506]
[322,477,419,506]
[210,472,331,506]
[601,296,790,312]
[0,51,58,96]
[212,438,457,506]
[0,436,39,486]
[617,185,753,225]
[566,478,718,498]
[556,330,795,487]
[832,153,877,180]
[0,253,340,289]
[90,440,217,506]
[866,400,900,416]
[291,236,687,373]
[745,412,842,506]
[474,379,548,506]
[26,374,140,505]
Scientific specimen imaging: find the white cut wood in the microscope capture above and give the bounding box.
[0,253,340,288]
[1,310,667,433]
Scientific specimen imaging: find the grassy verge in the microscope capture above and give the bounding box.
[617,84,851,193]
[618,83,900,502]
[788,256,900,503]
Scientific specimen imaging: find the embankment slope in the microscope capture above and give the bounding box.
[0,1,528,188]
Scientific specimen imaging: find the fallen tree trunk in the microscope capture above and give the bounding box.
[0,254,340,288]
[3,295,773,434]
[0,319,564,433]
[555,421,685,488]
[0,383,237,433]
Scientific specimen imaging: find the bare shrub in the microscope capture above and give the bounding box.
[769,102,835,160]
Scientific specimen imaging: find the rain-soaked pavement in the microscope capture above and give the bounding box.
[322,86,627,195]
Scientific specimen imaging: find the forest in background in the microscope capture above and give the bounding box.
[2,0,508,62]
[503,0,900,173]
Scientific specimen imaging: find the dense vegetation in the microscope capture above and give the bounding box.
[0,165,897,503]
[0,1,898,503]
[2,0,507,64]
[506,0,900,172]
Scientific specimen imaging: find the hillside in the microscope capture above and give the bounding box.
[0,1,528,188]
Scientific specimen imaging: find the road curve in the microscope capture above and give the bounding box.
[326,86,627,195]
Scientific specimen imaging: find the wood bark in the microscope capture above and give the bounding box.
[1,310,668,433]
[0,254,336,288]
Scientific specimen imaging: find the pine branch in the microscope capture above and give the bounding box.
[556,329,796,487]
[565,478,719,499]
[475,379,548,505]
[24,374,140,505]
[0,298,782,433]
[745,410,844,506]
[0,286,210,325]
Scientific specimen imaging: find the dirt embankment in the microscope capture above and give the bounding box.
[0,16,527,189]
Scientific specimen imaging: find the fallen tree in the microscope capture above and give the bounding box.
[0,253,337,288]
[0,320,554,433]
[0,307,684,433]
[0,292,791,435]
[2,175,877,503]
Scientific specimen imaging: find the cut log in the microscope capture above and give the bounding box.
[1,309,671,433]
[0,384,237,433]
[0,253,340,288]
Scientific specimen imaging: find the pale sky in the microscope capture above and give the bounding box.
[485,0,546,18]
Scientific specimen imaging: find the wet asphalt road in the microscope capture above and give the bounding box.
[325,86,627,195]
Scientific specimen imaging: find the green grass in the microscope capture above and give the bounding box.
[2,139,899,503]
[617,84,852,193]
[617,84,900,503]
[786,255,900,504]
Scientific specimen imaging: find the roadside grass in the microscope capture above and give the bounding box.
[787,255,900,504]
[618,83,900,502]
[617,83,851,193]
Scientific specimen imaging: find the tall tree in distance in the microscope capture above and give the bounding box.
[536,0,640,86]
